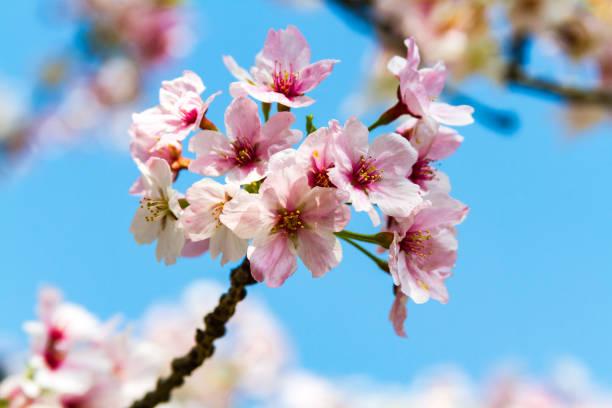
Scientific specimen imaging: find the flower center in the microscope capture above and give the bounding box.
[352,156,383,188]
[409,159,436,187]
[272,209,305,236]
[140,197,170,222]
[272,61,300,97]
[44,326,66,370]
[229,137,256,167]
[181,108,199,126]
[399,230,432,258]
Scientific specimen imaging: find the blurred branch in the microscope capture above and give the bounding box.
[128,258,257,408]
[329,0,612,109]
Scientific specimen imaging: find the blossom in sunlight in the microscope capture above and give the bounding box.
[328,116,422,226]
[388,192,468,305]
[295,120,341,188]
[221,153,351,287]
[397,116,464,192]
[182,179,248,266]
[129,157,184,265]
[223,25,338,108]
[132,71,219,147]
[389,38,474,126]
[189,96,302,184]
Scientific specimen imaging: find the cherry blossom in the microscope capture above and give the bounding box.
[132,70,219,147]
[327,116,422,226]
[189,96,302,184]
[388,38,474,126]
[129,157,185,266]
[220,154,350,287]
[397,116,464,192]
[182,179,248,266]
[295,120,341,188]
[388,192,468,304]
[223,25,338,108]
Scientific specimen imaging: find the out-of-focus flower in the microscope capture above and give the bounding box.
[188,97,301,184]
[223,25,338,108]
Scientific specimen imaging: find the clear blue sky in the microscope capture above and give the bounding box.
[1,0,611,387]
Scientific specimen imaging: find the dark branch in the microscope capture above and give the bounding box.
[128,258,257,408]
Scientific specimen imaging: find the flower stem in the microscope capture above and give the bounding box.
[339,236,390,274]
[262,102,271,122]
[277,103,291,112]
[335,230,393,248]
[128,258,256,408]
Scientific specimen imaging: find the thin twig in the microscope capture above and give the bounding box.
[128,258,257,408]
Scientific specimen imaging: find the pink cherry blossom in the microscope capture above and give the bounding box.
[182,179,248,266]
[132,70,219,147]
[188,96,302,184]
[389,38,474,126]
[295,120,341,188]
[388,192,468,304]
[128,124,185,196]
[327,117,422,226]
[389,291,408,338]
[223,25,339,108]
[220,155,350,287]
[129,157,185,265]
[397,116,464,192]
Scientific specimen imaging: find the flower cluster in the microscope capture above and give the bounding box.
[0,283,290,407]
[128,25,472,336]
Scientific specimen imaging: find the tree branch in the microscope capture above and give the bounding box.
[128,258,257,408]
[329,0,612,108]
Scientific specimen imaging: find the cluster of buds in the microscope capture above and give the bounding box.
[128,25,473,337]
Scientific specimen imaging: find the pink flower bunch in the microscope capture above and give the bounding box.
[128,27,472,336]
[0,282,291,407]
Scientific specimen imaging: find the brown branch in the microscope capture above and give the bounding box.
[329,0,612,108]
[128,258,257,408]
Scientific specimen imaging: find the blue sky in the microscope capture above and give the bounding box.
[1,0,611,388]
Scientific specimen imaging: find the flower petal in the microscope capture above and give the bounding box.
[248,233,298,287]
[297,230,342,278]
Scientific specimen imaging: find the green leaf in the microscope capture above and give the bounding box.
[244,179,263,194]
[178,198,190,209]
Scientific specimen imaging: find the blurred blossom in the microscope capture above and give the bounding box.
[3,283,612,407]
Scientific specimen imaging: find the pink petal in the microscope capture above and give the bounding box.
[188,130,234,177]
[261,25,311,71]
[224,97,261,143]
[369,132,418,177]
[155,220,185,266]
[413,192,468,229]
[222,55,253,82]
[181,238,210,258]
[295,59,339,94]
[420,62,447,98]
[300,187,351,232]
[404,38,421,71]
[387,55,407,77]
[209,225,248,266]
[296,230,342,278]
[427,126,463,161]
[259,111,301,157]
[248,233,298,287]
[429,102,474,126]
[389,292,408,337]
[399,68,429,117]
[226,161,268,185]
[220,191,273,239]
[369,177,422,219]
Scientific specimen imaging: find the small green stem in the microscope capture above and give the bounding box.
[339,236,390,274]
[262,102,271,122]
[335,230,393,248]
[277,103,291,112]
[306,114,317,135]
